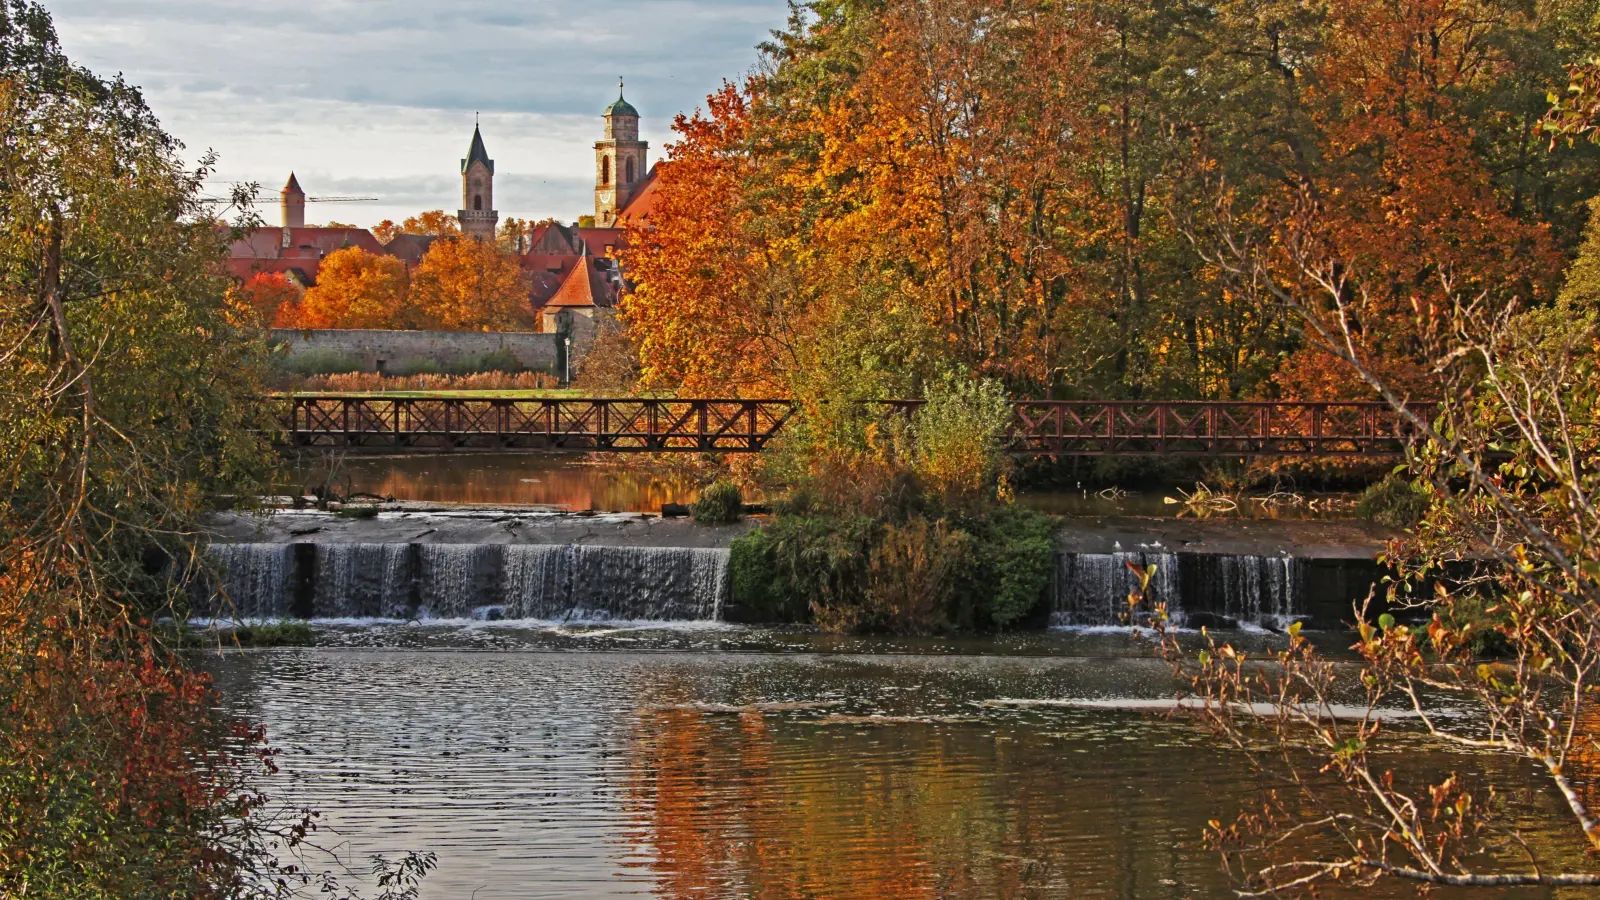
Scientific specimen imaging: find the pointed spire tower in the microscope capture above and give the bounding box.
[594,79,647,227]
[458,120,498,240]
[280,172,306,229]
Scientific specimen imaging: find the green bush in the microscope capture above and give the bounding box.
[692,480,744,524]
[389,356,443,376]
[1356,472,1430,529]
[729,514,876,622]
[969,506,1058,627]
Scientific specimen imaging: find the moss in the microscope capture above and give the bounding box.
[1355,473,1430,529]
[166,621,316,648]
[334,504,379,519]
[692,480,743,525]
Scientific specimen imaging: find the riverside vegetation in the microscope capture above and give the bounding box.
[0,3,430,895]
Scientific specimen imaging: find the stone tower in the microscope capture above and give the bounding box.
[280,172,306,229]
[594,82,648,227]
[458,124,498,241]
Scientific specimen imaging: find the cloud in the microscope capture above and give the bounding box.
[48,0,787,225]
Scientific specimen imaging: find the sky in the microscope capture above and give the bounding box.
[47,0,789,227]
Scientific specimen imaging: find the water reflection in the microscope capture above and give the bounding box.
[284,452,1359,518]
[287,453,699,512]
[210,640,1585,899]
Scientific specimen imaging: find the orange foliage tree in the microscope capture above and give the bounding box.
[410,236,532,331]
[229,271,303,327]
[623,0,1597,403]
[375,210,462,244]
[282,246,413,329]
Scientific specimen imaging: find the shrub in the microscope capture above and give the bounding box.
[692,480,743,524]
[847,517,974,633]
[970,506,1058,628]
[729,514,876,622]
[1356,472,1430,529]
[911,371,1012,513]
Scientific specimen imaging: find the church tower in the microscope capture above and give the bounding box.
[594,81,648,227]
[458,123,498,241]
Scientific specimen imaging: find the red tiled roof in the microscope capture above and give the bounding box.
[544,256,616,309]
[616,163,660,224]
[575,227,626,256]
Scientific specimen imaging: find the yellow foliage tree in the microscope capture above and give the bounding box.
[289,247,412,329]
[410,237,532,331]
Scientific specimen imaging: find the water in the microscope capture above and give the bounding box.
[283,452,1358,518]
[200,543,729,622]
[209,636,1591,899]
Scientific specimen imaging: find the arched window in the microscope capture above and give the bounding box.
[474,194,482,211]
[626,159,635,183]
[601,157,610,186]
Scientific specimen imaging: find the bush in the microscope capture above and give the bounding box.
[911,371,1012,513]
[969,506,1058,627]
[1356,472,1430,529]
[692,480,743,524]
[728,514,876,622]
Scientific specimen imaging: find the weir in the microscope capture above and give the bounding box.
[199,542,729,622]
[200,537,1375,629]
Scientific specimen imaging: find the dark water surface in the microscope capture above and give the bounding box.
[211,627,1590,899]
[286,452,1358,519]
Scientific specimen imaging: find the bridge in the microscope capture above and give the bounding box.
[276,395,1419,457]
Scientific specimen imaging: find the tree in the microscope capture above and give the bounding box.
[230,271,303,327]
[409,236,531,331]
[373,218,402,244]
[401,209,461,236]
[289,246,412,328]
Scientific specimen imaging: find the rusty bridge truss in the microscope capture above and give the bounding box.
[277,395,1423,457]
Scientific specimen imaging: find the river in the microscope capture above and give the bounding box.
[209,626,1590,899]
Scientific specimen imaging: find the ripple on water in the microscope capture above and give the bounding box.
[210,643,1581,899]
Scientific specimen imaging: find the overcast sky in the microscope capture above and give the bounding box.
[47,1,788,226]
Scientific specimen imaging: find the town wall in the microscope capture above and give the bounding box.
[270,329,562,375]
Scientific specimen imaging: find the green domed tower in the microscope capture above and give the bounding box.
[594,80,648,226]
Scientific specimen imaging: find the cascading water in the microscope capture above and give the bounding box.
[1051,551,1304,629]
[1051,552,1181,627]
[197,542,730,622]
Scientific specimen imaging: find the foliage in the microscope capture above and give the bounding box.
[622,0,1597,405]
[373,210,460,245]
[0,3,425,894]
[279,246,414,329]
[691,480,743,525]
[409,236,532,331]
[1354,472,1430,530]
[573,311,642,393]
[1151,66,1600,892]
[910,372,1012,513]
[727,513,876,624]
[231,272,304,327]
[967,506,1057,628]
[288,370,560,393]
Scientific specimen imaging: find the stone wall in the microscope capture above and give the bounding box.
[270,329,562,375]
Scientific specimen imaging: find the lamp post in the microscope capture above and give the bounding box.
[563,336,571,385]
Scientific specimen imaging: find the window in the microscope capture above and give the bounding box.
[601,157,610,186]
[474,194,482,211]
[626,159,635,183]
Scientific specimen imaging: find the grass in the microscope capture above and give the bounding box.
[166,621,316,648]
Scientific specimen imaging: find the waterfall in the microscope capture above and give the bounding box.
[502,545,727,621]
[1051,552,1181,627]
[202,542,294,619]
[1051,551,1303,629]
[199,542,730,622]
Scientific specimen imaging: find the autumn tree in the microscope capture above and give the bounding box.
[287,246,413,328]
[229,271,303,327]
[410,236,532,331]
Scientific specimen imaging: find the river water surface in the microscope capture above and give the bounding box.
[210,626,1591,899]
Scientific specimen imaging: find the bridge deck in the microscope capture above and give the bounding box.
[276,395,1419,457]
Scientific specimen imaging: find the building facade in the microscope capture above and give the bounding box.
[593,83,649,227]
[458,124,499,241]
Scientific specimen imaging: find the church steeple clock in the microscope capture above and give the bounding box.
[594,80,648,226]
